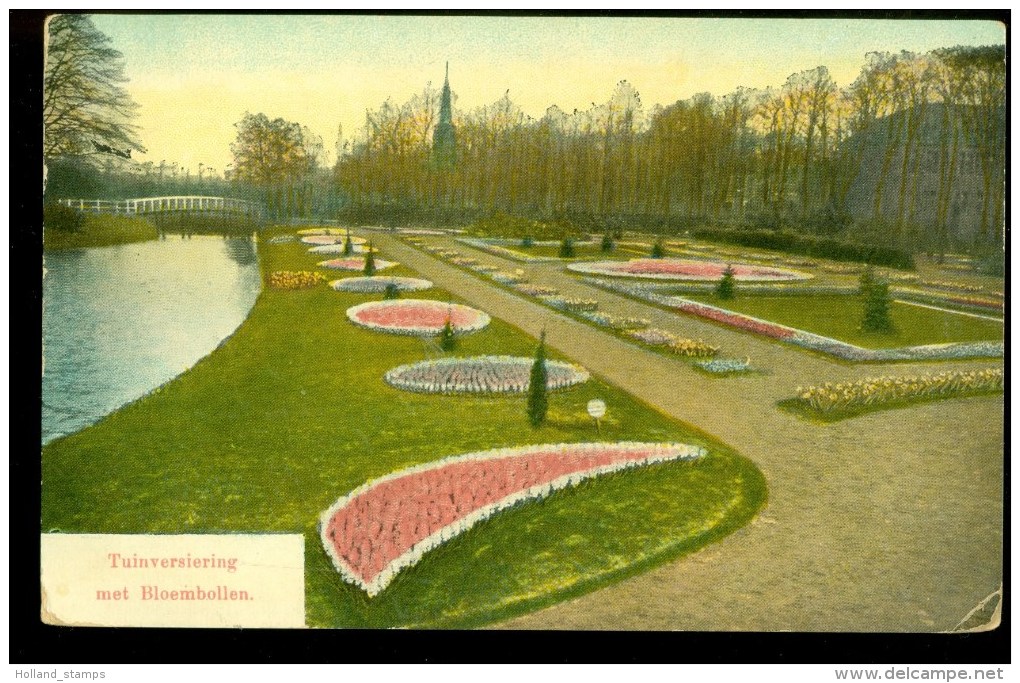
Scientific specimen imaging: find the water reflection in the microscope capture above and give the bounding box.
[41,235,261,444]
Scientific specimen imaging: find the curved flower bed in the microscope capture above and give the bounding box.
[695,358,752,374]
[568,258,811,282]
[302,234,368,246]
[267,235,294,244]
[319,441,706,596]
[384,356,589,394]
[331,276,433,293]
[347,299,490,336]
[319,258,397,272]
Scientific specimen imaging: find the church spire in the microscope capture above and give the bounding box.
[432,62,456,168]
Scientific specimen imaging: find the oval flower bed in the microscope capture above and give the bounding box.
[319,441,706,596]
[302,234,368,246]
[309,243,377,255]
[568,258,811,282]
[347,299,490,336]
[331,276,433,294]
[384,356,589,394]
[319,258,397,272]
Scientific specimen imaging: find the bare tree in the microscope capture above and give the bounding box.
[44,14,144,162]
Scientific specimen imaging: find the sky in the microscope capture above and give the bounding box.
[83,14,1005,174]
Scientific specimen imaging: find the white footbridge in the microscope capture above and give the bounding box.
[58,196,264,217]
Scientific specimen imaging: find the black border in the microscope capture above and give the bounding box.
[12,8,1009,665]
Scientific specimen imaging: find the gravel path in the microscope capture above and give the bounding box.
[373,233,1004,632]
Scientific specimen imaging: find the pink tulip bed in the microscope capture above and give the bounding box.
[301,234,368,246]
[347,299,491,336]
[331,276,433,294]
[318,258,397,272]
[384,355,590,394]
[319,441,707,596]
[568,258,812,282]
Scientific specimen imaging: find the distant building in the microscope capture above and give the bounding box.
[431,62,456,168]
[844,103,1004,247]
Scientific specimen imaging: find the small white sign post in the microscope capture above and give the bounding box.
[587,399,606,435]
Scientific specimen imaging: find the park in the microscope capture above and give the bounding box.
[40,15,1004,632]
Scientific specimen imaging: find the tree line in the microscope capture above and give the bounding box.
[334,46,1003,253]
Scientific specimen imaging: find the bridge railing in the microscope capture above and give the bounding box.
[57,196,264,216]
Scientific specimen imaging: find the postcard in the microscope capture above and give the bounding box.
[40,13,1005,632]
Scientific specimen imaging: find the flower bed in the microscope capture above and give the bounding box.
[896,289,1004,313]
[567,258,811,282]
[319,441,707,596]
[791,368,1004,417]
[384,356,590,394]
[301,234,368,246]
[627,328,718,357]
[309,243,377,254]
[490,270,527,285]
[575,311,650,330]
[514,284,560,297]
[455,238,559,263]
[297,228,346,236]
[319,258,397,272]
[267,235,294,244]
[586,278,1004,362]
[694,358,752,374]
[331,276,433,294]
[347,299,490,336]
[268,270,327,290]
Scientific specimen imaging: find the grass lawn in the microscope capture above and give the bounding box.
[44,214,158,250]
[42,226,766,629]
[684,293,1003,349]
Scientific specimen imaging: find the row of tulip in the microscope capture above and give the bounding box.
[896,289,1004,312]
[331,276,433,293]
[319,441,707,596]
[793,368,1004,416]
[268,270,327,289]
[455,237,559,263]
[918,278,986,294]
[347,299,491,337]
[515,283,560,297]
[627,327,720,358]
[267,235,294,244]
[383,355,590,395]
[694,358,752,374]
[586,278,1004,362]
[574,310,651,330]
[490,270,528,285]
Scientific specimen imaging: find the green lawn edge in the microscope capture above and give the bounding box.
[44,213,159,250]
[42,226,767,629]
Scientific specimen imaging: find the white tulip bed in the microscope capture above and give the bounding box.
[331,276,434,293]
[384,356,590,395]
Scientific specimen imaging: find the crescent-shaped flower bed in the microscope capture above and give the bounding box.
[568,258,811,282]
[319,258,397,272]
[347,299,490,336]
[384,356,590,394]
[319,441,707,596]
[302,234,369,246]
[331,276,434,294]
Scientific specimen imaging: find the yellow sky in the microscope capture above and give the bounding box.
[87,14,1005,173]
